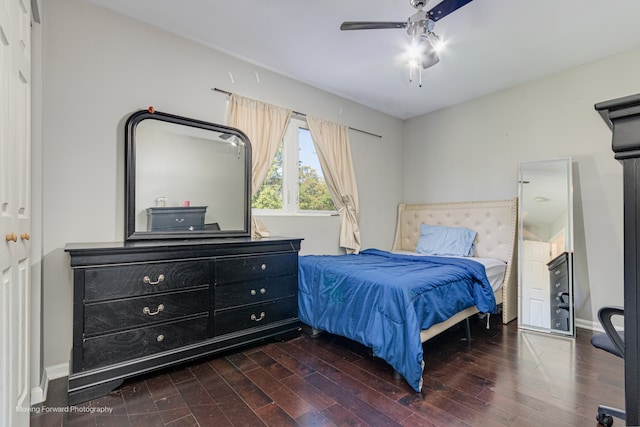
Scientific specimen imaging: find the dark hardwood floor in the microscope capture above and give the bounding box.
[30,317,625,426]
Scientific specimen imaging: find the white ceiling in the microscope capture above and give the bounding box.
[85,0,640,120]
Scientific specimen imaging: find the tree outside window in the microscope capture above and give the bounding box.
[252,120,335,213]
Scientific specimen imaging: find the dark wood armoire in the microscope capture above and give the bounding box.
[595,93,640,426]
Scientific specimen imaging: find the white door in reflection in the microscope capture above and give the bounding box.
[521,240,551,328]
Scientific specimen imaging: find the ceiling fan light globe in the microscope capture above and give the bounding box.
[407,42,422,61]
[421,50,440,69]
[427,32,444,52]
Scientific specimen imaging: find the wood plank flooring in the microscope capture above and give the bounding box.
[30,316,625,426]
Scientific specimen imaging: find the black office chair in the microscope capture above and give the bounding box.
[590,306,625,427]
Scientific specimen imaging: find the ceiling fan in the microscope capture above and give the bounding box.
[341,0,474,72]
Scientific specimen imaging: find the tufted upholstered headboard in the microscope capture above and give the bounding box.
[391,198,518,323]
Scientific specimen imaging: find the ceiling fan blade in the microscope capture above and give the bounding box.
[426,0,474,21]
[340,21,407,31]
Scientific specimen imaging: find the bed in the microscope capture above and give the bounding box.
[297,198,517,392]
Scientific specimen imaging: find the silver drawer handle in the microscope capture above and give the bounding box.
[250,312,266,322]
[156,334,165,342]
[261,264,267,271]
[175,218,185,223]
[143,304,165,316]
[143,274,165,285]
[250,288,267,296]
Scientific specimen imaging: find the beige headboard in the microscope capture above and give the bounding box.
[391,198,518,323]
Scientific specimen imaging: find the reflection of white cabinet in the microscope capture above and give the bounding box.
[521,240,551,328]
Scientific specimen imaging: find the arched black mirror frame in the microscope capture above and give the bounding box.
[125,109,252,241]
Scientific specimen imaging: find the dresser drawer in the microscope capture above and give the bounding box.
[550,266,567,283]
[84,289,209,336]
[84,260,214,302]
[550,275,568,294]
[551,305,570,319]
[214,297,297,336]
[147,206,206,232]
[214,275,297,310]
[548,254,568,279]
[81,315,208,371]
[216,252,297,284]
[550,316,570,331]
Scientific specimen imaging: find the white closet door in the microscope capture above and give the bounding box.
[0,0,31,425]
[521,240,551,329]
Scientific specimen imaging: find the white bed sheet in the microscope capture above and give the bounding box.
[392,250,507,292]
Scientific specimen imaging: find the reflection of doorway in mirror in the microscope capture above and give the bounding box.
[521,240,552,328]
[517,157,574,336]
[549,228,566,259]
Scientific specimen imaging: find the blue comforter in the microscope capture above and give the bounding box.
[298,248,496,392]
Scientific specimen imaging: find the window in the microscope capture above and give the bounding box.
[252,117,336,214]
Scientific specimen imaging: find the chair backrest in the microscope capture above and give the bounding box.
[591,306,624,358]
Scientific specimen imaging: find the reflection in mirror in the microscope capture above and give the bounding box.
[125,110,252,240]
[518,158,574,336]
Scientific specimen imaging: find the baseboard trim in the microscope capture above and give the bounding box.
[575,317,603,333]
[31,363,69,406]
[30,386,45,406]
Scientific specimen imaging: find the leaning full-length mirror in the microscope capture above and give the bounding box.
[125,110,252,241]
[518,157,574,336]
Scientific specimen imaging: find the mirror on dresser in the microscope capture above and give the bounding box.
[125,109,252,240]
[518,157,575,337]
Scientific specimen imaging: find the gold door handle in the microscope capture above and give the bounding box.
[143,274,165,285]
[20,233,30,241]
[5,233,17,242]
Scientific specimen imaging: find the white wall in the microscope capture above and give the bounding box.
[404,48,640,327]
[40,0,403,375]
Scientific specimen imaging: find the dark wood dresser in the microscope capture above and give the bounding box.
[65,237,302,404]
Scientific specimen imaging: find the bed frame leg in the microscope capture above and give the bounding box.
[464,318,471,342]
[301,324,322,338]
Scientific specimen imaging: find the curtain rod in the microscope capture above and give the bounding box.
[212,87,382,139]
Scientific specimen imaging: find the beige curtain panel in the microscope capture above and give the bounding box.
[226,94,292,196]
[307,116,361,254]
[226,94,292,238]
